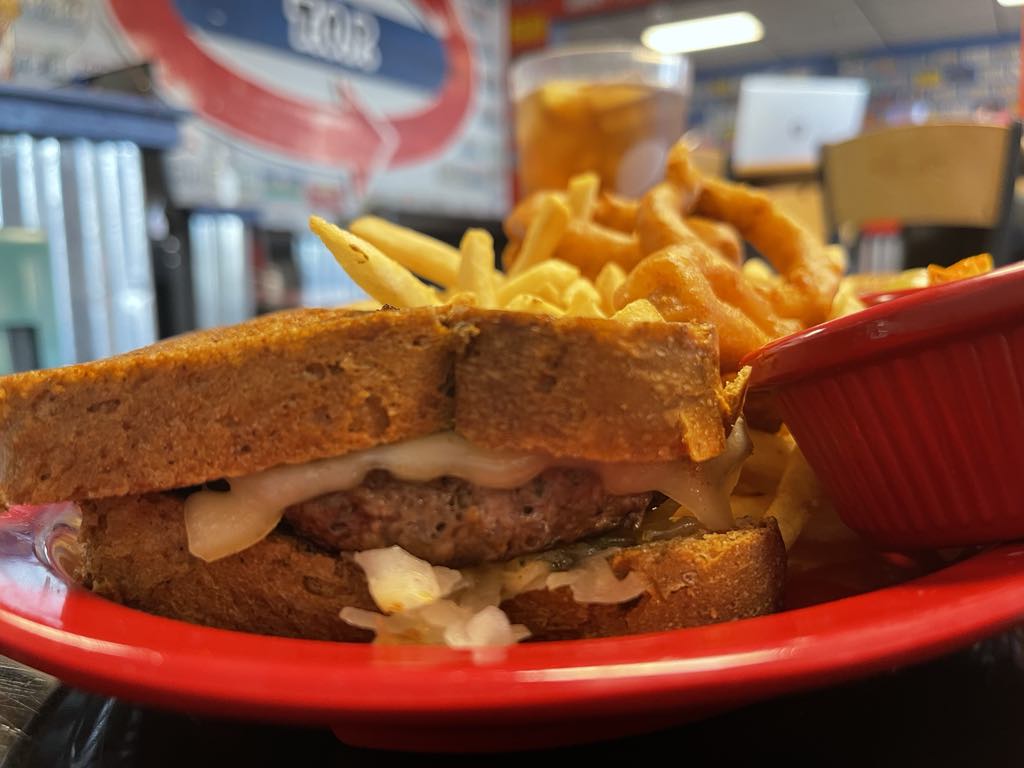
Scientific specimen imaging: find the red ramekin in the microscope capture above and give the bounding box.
[745,262,1024,550]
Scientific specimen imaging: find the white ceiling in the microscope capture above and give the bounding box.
[559,0,1021,71]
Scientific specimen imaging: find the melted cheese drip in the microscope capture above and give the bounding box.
[185,424,751,563]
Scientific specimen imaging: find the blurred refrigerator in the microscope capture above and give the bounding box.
[0,134,157,367]
[188,211,255,329]
[0,84,184,369]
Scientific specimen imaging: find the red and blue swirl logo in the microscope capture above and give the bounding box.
[107,0,475,181]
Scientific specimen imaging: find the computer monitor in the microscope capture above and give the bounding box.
[731,74,870,176]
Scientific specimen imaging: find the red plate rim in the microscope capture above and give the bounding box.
[2,516,1024,723]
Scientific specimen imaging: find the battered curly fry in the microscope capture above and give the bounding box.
[686,216,743,265]
[742,257,781,287]
[593,191,639,233]
[686,243,801,339]
[635,182,746,267]
[635,182,796,339]
[695,177,840,325]
[660,138,840,325]
[664,140,703,207]
[501,139,843,350]
[552,219,642,278]
[635,182,707,257]
[614,247,771,370]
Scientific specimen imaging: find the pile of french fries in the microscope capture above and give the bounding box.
[731,429,824,549]
[309,171,664,324]
[828,252,993,319]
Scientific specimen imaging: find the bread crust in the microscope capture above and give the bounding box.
[503,524,786,639]
[452,308,727,463]
[78,493,785,642]
[1,308,454,505]
[79,493,376,642]
[2,307,729,505]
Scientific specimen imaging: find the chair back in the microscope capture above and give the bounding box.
[822,122,1022,265]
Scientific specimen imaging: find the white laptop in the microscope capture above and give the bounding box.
[731,74,870,175]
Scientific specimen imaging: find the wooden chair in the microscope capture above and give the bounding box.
[821,122,1023,267]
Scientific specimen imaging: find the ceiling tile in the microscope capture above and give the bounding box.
[856,0,999,44]
[751,0,883,56]
[555,0,1017,71]
[690,41,782,70]
[994,3,1022,33]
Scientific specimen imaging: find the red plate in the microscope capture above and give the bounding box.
[2,504,1024,752]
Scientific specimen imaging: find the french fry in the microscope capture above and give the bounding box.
[443,290,478,306]
[828,282,866,319]
[735,429,796,496]
[497,259,579,307]
[764,447,826,549]
[555,220,642,278]
[563,277,601,304]
[927,253,993,284]
[823,243,849,274]
[567,172,600,220]
[509,194,571,276]
[729,493,773,521]
[594,191,639,233]
[594,262,626,315]
[457,229,498,308]
[840,269,927,295]
[827,253,991,321]
[564,278,605,317]
[742,257,778,285]
[504,293,564,316]
[350,215,461,287]
[566,293,605,317]
[500,241,521,273]
[686,215,743,265]
[309,216,440,308]
[611,298,663,323]
[504,191,569,241]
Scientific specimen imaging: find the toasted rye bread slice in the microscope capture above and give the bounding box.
[2,308,729,505]
[0,308,455,505]
[77,493,785,643]
[451,308,726,463]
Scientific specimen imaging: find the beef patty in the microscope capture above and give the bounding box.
[283,468,652,567]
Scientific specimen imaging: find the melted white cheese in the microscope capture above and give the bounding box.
[184,424,751,563]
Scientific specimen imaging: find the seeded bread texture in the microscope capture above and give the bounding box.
[78,493,785,642]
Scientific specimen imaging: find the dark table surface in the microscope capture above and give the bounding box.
[3,627,1024,767]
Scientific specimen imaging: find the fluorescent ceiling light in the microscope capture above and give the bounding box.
[642,12,764,54]
[997,0,1024,6]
